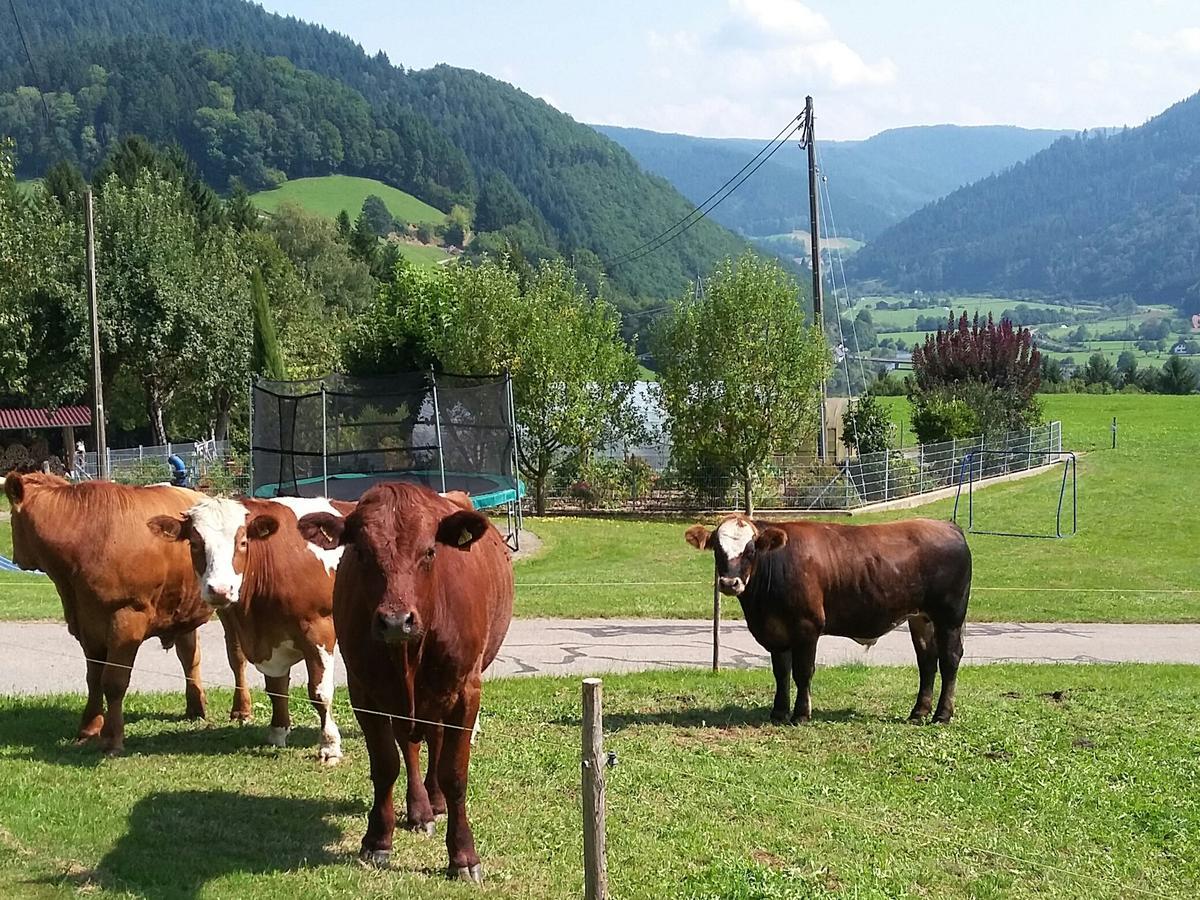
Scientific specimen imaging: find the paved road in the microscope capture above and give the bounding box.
[1,619,1198,696]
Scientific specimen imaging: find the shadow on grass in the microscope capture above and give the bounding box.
[558,704,898,731]
[43,789,356,899]
[0,703,332,768]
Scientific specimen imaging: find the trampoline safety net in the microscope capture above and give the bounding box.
[251,372,522,513]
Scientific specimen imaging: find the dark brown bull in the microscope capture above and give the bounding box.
[298,483,513,883]
[686,515,971,724]
[4,472,251,753]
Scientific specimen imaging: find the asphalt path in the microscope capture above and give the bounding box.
[2,619,1198,697]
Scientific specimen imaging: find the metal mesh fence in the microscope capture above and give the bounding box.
[74,440,251,495]
[542,421,1062,513]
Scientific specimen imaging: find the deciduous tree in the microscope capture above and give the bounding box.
[653,253,829,515]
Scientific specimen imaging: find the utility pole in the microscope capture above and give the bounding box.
[804,95,827,463]
[84,189,109,479]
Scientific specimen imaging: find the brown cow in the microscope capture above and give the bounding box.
[4,472,251,753]
[148,496,354,763]
[297,482,513,883]
[686,515,971,724]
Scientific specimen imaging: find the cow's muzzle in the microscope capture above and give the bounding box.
[717,576,746,597]
[373,609,422,643]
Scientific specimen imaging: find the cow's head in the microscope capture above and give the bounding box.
[685,516,788,597]
[298,483,489,644]
[4,470,70,570]
[147,498,279,608]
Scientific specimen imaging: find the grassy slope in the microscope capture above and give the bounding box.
[514,394,1200,622]
[0,666,1196,898]
[250,175,447,225]
[392,242,451,266]
[4,396,1197,623]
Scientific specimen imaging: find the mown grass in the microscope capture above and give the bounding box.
[393,242,451,266]
[0,666,1195,898]
[250,175,446,225]
[4,395,1198,623]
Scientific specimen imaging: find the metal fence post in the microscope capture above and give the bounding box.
[582,679,608,900]
[712,572,721,673]
[430,369,447,494]
[883,450,890,501]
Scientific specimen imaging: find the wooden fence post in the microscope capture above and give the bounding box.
[582,678,607,900]
[711,570,722,673]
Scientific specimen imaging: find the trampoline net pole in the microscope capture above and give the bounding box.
[247,376,254,496]
[320,383,328,497]
[431,370,447,494]
[507,370,523,545]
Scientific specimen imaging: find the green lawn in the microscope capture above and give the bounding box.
[5,396,1198,624]
[856,295,1073,331]
[250,175,447,226]
[0,666,1195,898]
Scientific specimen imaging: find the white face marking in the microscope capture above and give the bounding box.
[254,639,303,678]
[715,519,756,561]
[271,497,347,575]
[186,497,250,606]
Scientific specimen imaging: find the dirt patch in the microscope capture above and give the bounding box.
[751,849,789,870]
[1040,690,1070,703]
[510,528,543,563]
[1072,737,1096,749]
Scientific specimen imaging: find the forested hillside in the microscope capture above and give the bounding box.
[849,92,1200,313]
[0,0,747,301]
[596,124,1071,240]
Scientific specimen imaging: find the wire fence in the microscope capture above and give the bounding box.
[542,421,1063,513]
[73,440,252,495]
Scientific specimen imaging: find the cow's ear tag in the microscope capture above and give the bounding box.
[458,529,473,546]
[321,525,335,543]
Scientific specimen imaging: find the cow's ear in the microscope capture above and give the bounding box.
[148,514,189,542]
[684,525,714,551]
[246,514,279,541]
[3,472,23,508]
[754,527,788,554]
[436,509,489,549]
[298,512,347,550]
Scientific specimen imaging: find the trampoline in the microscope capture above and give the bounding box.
[251,371,524,547]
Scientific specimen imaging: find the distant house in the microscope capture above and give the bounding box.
[1170,340,1195,355]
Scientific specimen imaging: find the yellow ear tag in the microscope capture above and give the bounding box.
[458,529,472,546]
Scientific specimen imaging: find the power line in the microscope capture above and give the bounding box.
[606,112,806,270]
[7,0,51,131]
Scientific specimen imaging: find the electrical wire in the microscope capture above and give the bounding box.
[606,113,806,270]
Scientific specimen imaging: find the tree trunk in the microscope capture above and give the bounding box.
[212,389,232,443]
[534,469,548,515]
[742,469,754,517]
[146,385,168,446]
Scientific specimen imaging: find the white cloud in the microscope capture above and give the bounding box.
[640,0,896,137]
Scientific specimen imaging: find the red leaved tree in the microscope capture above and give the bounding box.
[909,312,1042,443]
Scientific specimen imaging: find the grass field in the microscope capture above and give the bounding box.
[856,295,1073,331]
[0,665,1196,898]
[250,175,447,226]
[3,395,1197,624]
[393,242,452,266]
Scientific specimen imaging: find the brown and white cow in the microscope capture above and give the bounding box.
[4,472,251,754]
[148,496,353,764]
[686,515,971,724]
[297,482,513,883]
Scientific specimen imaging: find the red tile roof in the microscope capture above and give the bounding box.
[0,406,92,432]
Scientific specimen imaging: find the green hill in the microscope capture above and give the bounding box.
[0,1,751,303]
[848,91,1200,315]
[251,175,446,225]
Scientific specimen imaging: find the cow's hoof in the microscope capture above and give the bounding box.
[907,713,928,725]
[447,863,483,883]
[932,714,952,725]
[265,726,290,748]
[102,744,124,758]
[318,746,343,766]
[229,709,253,724]
[769,710,789,724]
[359,848,391,868]
[789,714,811,726]
[406,819,436,837]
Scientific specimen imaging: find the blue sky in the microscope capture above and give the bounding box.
[258,1,1200,140]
